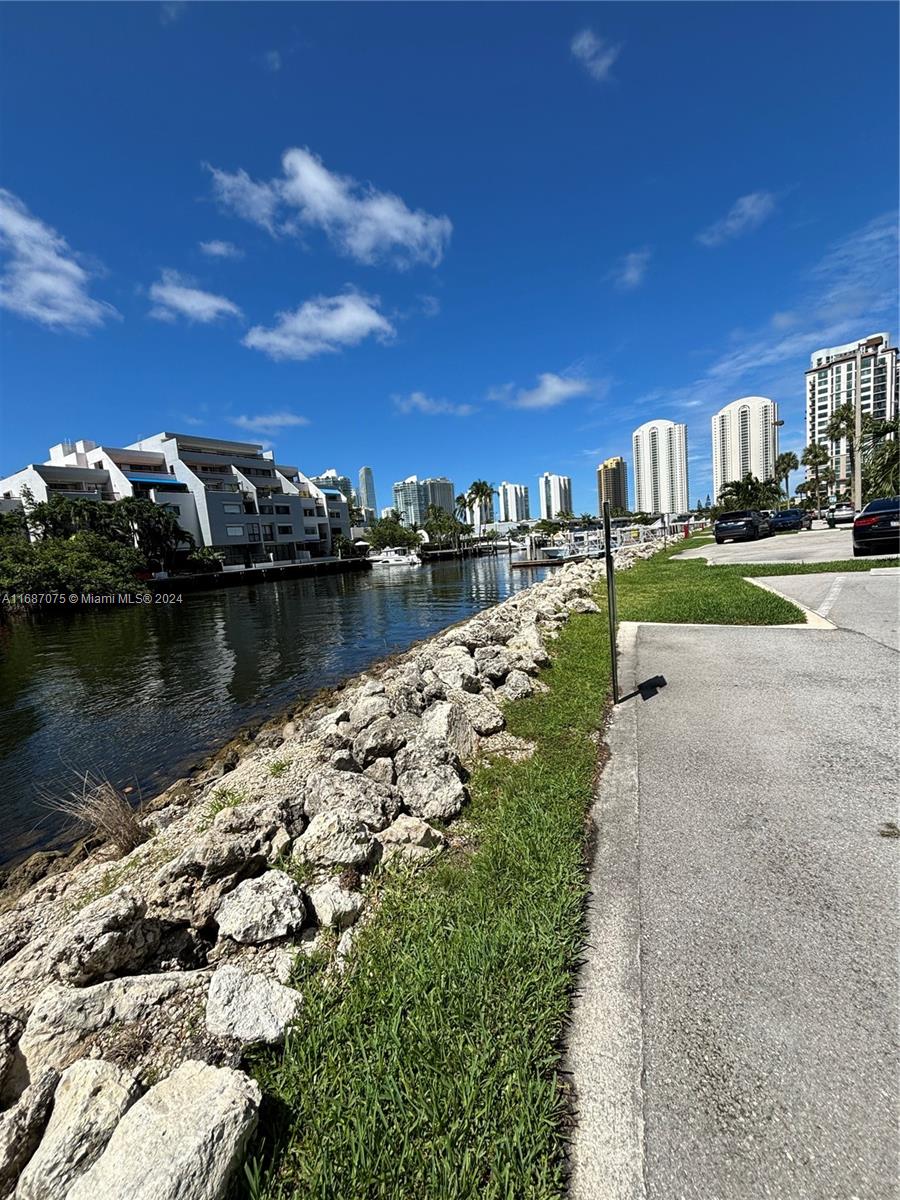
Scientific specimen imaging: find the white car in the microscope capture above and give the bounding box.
[826,504,855,528]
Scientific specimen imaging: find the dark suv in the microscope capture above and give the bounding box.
[714,510,771,543]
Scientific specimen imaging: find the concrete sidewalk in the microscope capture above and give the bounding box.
[567,620,899,1200]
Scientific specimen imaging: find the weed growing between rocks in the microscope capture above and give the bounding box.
[47,773,148,858]
[243,609,612,1200]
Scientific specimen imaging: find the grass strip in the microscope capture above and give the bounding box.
[247,610,612,1200]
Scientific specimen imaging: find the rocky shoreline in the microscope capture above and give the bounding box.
[0,547,658,1199]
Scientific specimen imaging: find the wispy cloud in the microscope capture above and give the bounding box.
[263,50,282,73]
[0,188,120,332]
[243,290,394,361]
[609,247,651,291]
[571,29,622,82]
[148,269,242,323]
[229,411,309,435]
[393,391,475,417]
[634,211,898,437]
[490,372,592,411]
[419,293,441,318]
[207,146,452,268]
[198,239,243,259]
[697,192,776,247]
[160,1,186,26]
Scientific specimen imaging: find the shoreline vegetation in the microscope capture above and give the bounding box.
[0,537,896,1200]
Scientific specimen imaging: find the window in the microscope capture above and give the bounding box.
[247,523,261,541]
[262,524,274,539]
[275,504,291,514]
[223,503,241,514]
[225,525,243,537]
[304,527,318,536]
[303,507,314,516]
[277,524,293,535]
[259,504,274,514]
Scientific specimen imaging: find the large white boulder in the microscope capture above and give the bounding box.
[306,881,365,931]
[16,1059,139,1200]
[293,811,379,870]
[215,871,306,945]
[0,1068,58,1197]
[66,1061,260,1200]
[205,965,299,1046]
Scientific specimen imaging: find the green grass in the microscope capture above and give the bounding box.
[245,611,611,1200]
[616,537,898,627]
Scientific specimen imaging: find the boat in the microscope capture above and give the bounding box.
[369,546,422,567]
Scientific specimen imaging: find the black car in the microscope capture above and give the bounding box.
[769,508,813,532]
[713,510,771,543]
[852,497,900,557]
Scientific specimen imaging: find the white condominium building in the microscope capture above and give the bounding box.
[632,420,688,514]
[310,468,354,504]
[497,481,531,522]
[0,433,350,565]
[805,333,898,491]
[711,397,778,501]
[538,472,572,520]
[391,475,457,525]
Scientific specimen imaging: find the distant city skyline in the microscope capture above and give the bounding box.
[1,4,896,513]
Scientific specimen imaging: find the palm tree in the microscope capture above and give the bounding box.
[466,480,495,537]
[801,443,830,517]
[774,451,799,507]
[824,402,857,493]
[454,493,469,521]
[717,473,781,512]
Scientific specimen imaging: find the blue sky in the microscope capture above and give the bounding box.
[1,1,897,512]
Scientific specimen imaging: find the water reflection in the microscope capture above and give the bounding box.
[0,557,547,864]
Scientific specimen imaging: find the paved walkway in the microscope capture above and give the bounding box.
[567,617,899,1200]
[752,570,900,650]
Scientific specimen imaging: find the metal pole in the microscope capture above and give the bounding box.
[853,343,863,512]
[603,501,619,704]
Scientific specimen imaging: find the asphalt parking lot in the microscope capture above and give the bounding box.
[751,569,900,649]
[672,524,893,566]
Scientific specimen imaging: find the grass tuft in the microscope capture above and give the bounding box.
[47,772,148,857]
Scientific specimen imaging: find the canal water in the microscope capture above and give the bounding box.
[0,556,549,866]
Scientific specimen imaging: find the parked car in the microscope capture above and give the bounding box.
[852,496,900,557]
[714,510,771,543]
[826,503,856,527]
[769,508,813,532]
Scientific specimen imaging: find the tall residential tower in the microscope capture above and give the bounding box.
[711,397,778,501]
[358,466,377,514]
[538,472,572,520]
[497,482,531,522]
[632,420,688,514]
[596,457,628,513]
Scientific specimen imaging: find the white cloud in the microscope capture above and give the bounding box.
[148,269,242,323]
[393,391,475,417]
[0,188,120,332]
[263,50,282,72]
[243,290,394,361]
[208,146,452,268]
[419,293,441,318]
[497,372,592,411]
[198,239,243,259]
[609,247,651,290]
[697,192,776,247]
[571,29,622,82]
[229,411,309,435]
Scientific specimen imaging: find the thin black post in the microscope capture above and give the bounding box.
[602,501,619,704]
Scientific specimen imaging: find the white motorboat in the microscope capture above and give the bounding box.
[369,546,422,566]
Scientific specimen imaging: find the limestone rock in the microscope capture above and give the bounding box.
[431,647,480,693]
[568,596,600,614]
[351,715,409,768]
[420,700,476,761]
[150,829,268,925]
[377,815,445,863]
[293,811,378,870]
[303,770,399,832]
[498,669,536,702]
[394,740,466,822]
[205,966,299,1046]
[445,689,505,736]
[0,1068,58,1197]
[508,622,551,668]
[66,1061,259,1200]
[46,886,160,987]
[472,645,519,683]
[0,1011,22,1101]
[214,871,305,945]
[15,1059,139,1200]
[347,694,392,731]
[329,748,359,772]
[363,757,395,787]
[306,881,364,931]
[18,973,208,1085]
